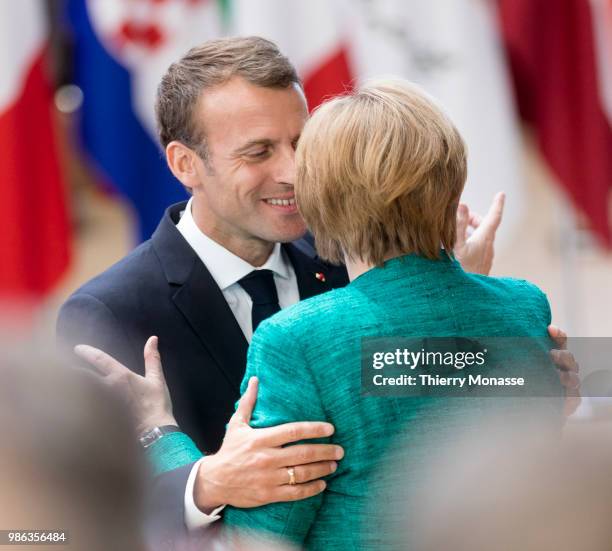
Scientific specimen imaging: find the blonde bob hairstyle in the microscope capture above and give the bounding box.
[296,79,467,267]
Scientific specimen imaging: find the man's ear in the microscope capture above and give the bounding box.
[165,141,200,191]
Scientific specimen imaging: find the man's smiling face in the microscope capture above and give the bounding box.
[189,77,309,250]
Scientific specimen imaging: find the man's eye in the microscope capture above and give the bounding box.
[248,149,270,159]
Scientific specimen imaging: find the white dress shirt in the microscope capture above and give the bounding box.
[176,198,300,529]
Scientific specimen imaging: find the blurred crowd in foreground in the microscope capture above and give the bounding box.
[3,343,612,551]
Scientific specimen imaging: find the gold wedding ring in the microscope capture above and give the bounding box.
[287,466,296,485]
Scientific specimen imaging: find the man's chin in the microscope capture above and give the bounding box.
[260,222,308,244]
[279,228,308,244]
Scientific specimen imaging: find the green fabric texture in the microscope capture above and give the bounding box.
[149,253,564,549]
[145,431,202,477]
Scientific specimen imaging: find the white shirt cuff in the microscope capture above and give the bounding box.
[184,458,226,530]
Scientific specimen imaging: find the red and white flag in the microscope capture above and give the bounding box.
[0,1,71,309]
[500,0,612,247]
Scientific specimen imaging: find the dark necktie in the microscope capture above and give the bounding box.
[238,269,281,332]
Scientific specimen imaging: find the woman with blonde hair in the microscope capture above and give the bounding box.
[150,79,563,549]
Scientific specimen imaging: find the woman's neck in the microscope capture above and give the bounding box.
[344,256,375,282]
[344,250,410,281]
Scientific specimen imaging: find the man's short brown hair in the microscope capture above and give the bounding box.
[155,36,301,160]
[296,79,467,266]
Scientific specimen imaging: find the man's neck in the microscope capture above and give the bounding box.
[191,201,274,267]
[221,236,274,267]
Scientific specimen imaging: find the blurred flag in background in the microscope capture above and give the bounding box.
[66,0,611,247]
[66,0,220,240]
[0,0,70,307]
[590,0,612,126]
[228,0,353,108]
[500,0,612,247]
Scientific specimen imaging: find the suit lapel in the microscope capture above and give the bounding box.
[172,261,248,391]
[152,202,248,391]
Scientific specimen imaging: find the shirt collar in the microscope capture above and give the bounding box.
[176,198,291,291]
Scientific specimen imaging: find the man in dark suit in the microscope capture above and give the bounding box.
[58,36,509,536]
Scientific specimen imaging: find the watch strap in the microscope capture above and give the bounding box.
[139,424,180,449]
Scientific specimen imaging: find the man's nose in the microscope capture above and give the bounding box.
[273,145,296,186]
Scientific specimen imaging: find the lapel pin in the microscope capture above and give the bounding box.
[315,272,326,282]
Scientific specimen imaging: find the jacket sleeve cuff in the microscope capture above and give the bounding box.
[184,458,226,530]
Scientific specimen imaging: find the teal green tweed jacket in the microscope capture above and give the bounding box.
[149,254,563,549]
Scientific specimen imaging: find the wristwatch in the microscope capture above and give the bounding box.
[138,425,180,449]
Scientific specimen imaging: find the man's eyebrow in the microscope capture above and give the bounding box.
[233,139,275,155]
